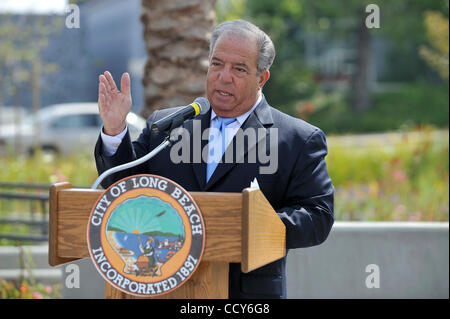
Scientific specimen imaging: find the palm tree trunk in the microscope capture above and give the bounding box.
[140,0,216,118]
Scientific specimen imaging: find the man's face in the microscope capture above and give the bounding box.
[206,34,269,117]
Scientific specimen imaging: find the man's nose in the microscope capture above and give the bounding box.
[218,67,232,83]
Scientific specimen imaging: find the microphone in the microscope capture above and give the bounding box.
[151,97,210,134]
[93,97,209,189]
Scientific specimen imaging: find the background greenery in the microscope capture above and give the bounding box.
[1,126,448,223]
[217,0,449,133]
[327,128,448,221]
[1,0,448,232]
[306,83,449,134]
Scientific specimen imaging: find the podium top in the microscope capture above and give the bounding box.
[49,182,285,273]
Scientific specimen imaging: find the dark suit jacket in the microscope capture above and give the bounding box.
[94,95,334,299]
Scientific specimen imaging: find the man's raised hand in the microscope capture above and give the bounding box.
[98,71,132,136]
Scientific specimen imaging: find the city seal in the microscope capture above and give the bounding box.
[87,174,205,297]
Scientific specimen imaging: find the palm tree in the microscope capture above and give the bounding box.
[140,0,217,118]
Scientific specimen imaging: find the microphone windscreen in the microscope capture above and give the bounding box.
[193,97,210,114]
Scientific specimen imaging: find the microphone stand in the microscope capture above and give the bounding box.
[91,127,181,190]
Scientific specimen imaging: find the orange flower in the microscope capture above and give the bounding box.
[20,283,27,295]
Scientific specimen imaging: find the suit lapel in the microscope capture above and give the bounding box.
[204,96,274,190]
[189,109,211,190]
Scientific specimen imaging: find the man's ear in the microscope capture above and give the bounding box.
[258,70,270,89]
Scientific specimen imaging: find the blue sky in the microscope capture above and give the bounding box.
[0,0,68,14]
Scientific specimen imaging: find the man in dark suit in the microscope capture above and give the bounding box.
[95,20,334,299]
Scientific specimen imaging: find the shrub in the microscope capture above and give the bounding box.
[303,83,449,134]
[326,128,449,221]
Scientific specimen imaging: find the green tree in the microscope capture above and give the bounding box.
[295,0,448,111]
[0,14,62,152]
[216,0,449,115]
[420,10,449,80]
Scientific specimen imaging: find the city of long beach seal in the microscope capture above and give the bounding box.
[87,174,205,297]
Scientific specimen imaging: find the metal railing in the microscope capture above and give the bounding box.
[0,183,50,242]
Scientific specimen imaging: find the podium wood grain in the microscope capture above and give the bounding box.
[49,183,81,266]
[241,188,286,273]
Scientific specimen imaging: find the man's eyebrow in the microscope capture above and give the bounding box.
[211,56,224,63]
[211,57,249,69]
[233,62,249,69]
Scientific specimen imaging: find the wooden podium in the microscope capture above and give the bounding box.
[48,182,286,299]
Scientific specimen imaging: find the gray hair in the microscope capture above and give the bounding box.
[209,20,276,74]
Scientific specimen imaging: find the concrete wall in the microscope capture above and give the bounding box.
[1,222,448,298]
[286,222,449,298]
[0,245,61,285]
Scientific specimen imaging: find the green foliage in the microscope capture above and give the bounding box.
[0,278,61,299]
[0,14,63,99]
[215,0,450,119]
[0,151,97,187]
[419,11,449,80]
[305,83,449,134]
[326,128,449,221]
[0,151,97,245]
[1,129,448,223]
[0,247,61,298]
[216,0,246,22]
[247,0,318,114]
